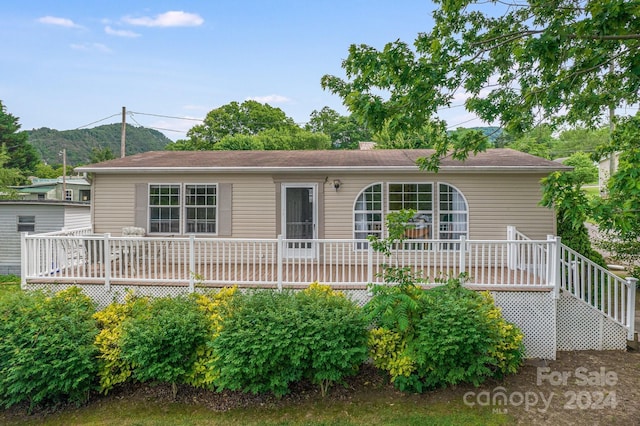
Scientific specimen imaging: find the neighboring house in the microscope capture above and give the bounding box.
[598,152,619,194]
[75,148,568,241]
[0,200,91,275]
[12,176,91,202]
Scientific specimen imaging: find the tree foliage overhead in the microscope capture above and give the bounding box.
[27,124,171,166]
[174,101,299,151]
[321,0,640,170]
[304,106,372,149]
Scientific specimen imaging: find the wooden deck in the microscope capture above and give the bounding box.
[28,258,553,291]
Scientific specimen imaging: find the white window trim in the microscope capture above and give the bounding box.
[352,182,384,242]
[184,182,218,236]
[147,183,219,236]
[352,181,469,250]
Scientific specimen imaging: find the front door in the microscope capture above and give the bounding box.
[282,184,317,258]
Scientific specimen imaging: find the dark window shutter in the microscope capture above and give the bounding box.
[134,183,148,232]
[218,183,232,236]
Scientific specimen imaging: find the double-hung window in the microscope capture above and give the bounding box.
[185,184,217,233]
[149,184,218,234]
[149,184,181,233]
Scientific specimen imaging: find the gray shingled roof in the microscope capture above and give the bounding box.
[76,148,571,173]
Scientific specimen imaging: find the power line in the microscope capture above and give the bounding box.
[128,111,204,122]
[75,113,121,130]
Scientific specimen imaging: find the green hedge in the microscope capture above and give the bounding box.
[0,288,98,410]
[212,284,369,397]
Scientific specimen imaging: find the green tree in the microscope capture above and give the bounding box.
[213,127,331,151]
[174,101,298,150]
[552,127,609,159]
[322,0,640,170]
[89,147,116,164]
[507,125,555,159]
[305,107,372,149]
[541,171,606,266]
[0,145,24,199]
[0,101,39,174]
[591,113,640,275]
[33,163,64,179]
[562,152,598,184]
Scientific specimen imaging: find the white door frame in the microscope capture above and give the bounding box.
[281,183,318,258]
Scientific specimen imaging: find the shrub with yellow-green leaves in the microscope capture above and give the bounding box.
[93,292,150,393]
[368,327,414,380]
[185,286,238,389]
[365,276,525,393]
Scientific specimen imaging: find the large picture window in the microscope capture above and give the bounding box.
[353,182,467,249]
[149,184,218,234]
[354,184,383,248]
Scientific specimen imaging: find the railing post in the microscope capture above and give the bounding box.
[277,234,283,292]
[507,226,516,270]
[458,235,466,274]
[104,233,111,292]
[547,235,559,298]
[367,242,373,285]
[20,232,28,289]
[189,235,196,292]
[626,277,638,340]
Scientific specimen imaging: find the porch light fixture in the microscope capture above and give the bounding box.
[333,179,342,191]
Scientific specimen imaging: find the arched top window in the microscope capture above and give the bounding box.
[353,182,468,248]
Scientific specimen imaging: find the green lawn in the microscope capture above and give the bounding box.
[0,275,20,298]
[3,392,511,426]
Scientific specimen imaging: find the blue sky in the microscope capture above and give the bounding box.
[1,1,478,141]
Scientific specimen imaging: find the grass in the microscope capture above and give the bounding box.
[0,275,20,298]
[3,392,511,426]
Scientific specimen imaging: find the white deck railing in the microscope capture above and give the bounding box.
[558,243,637,339]
[21,231,554,290]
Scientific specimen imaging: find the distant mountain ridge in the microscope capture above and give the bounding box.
[27,124,172,165]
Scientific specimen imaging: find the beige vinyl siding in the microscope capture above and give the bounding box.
[92,173,277,237]
[321,172,555,241]
[91,170,555,240]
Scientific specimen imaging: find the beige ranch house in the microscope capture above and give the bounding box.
[22,148,636,360]
[77,148,565,241]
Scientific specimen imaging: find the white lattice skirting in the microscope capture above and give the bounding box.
[491,291,557,360]
[25,284,560,359]
[556,291,628,351]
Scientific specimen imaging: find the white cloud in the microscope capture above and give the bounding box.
[105,26,140,38]
[122,11,204,28]
[246,94,292,104]
[37,16,82,28]
[70,43,112,53]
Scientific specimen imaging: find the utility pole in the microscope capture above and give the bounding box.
[62,148,67,200]
[608,62,616,180]
[121,106,126,158]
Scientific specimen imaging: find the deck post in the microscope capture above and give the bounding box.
[20,232,27,289]
[104,233,111,292]
[458,235,466,274]
[554,237,562,298]
[506,225,516,270]
[367,242,373,285]
[547,235,560,298]
[277,234,283,291]
[188,234,195,293]
[626,277,638,340]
